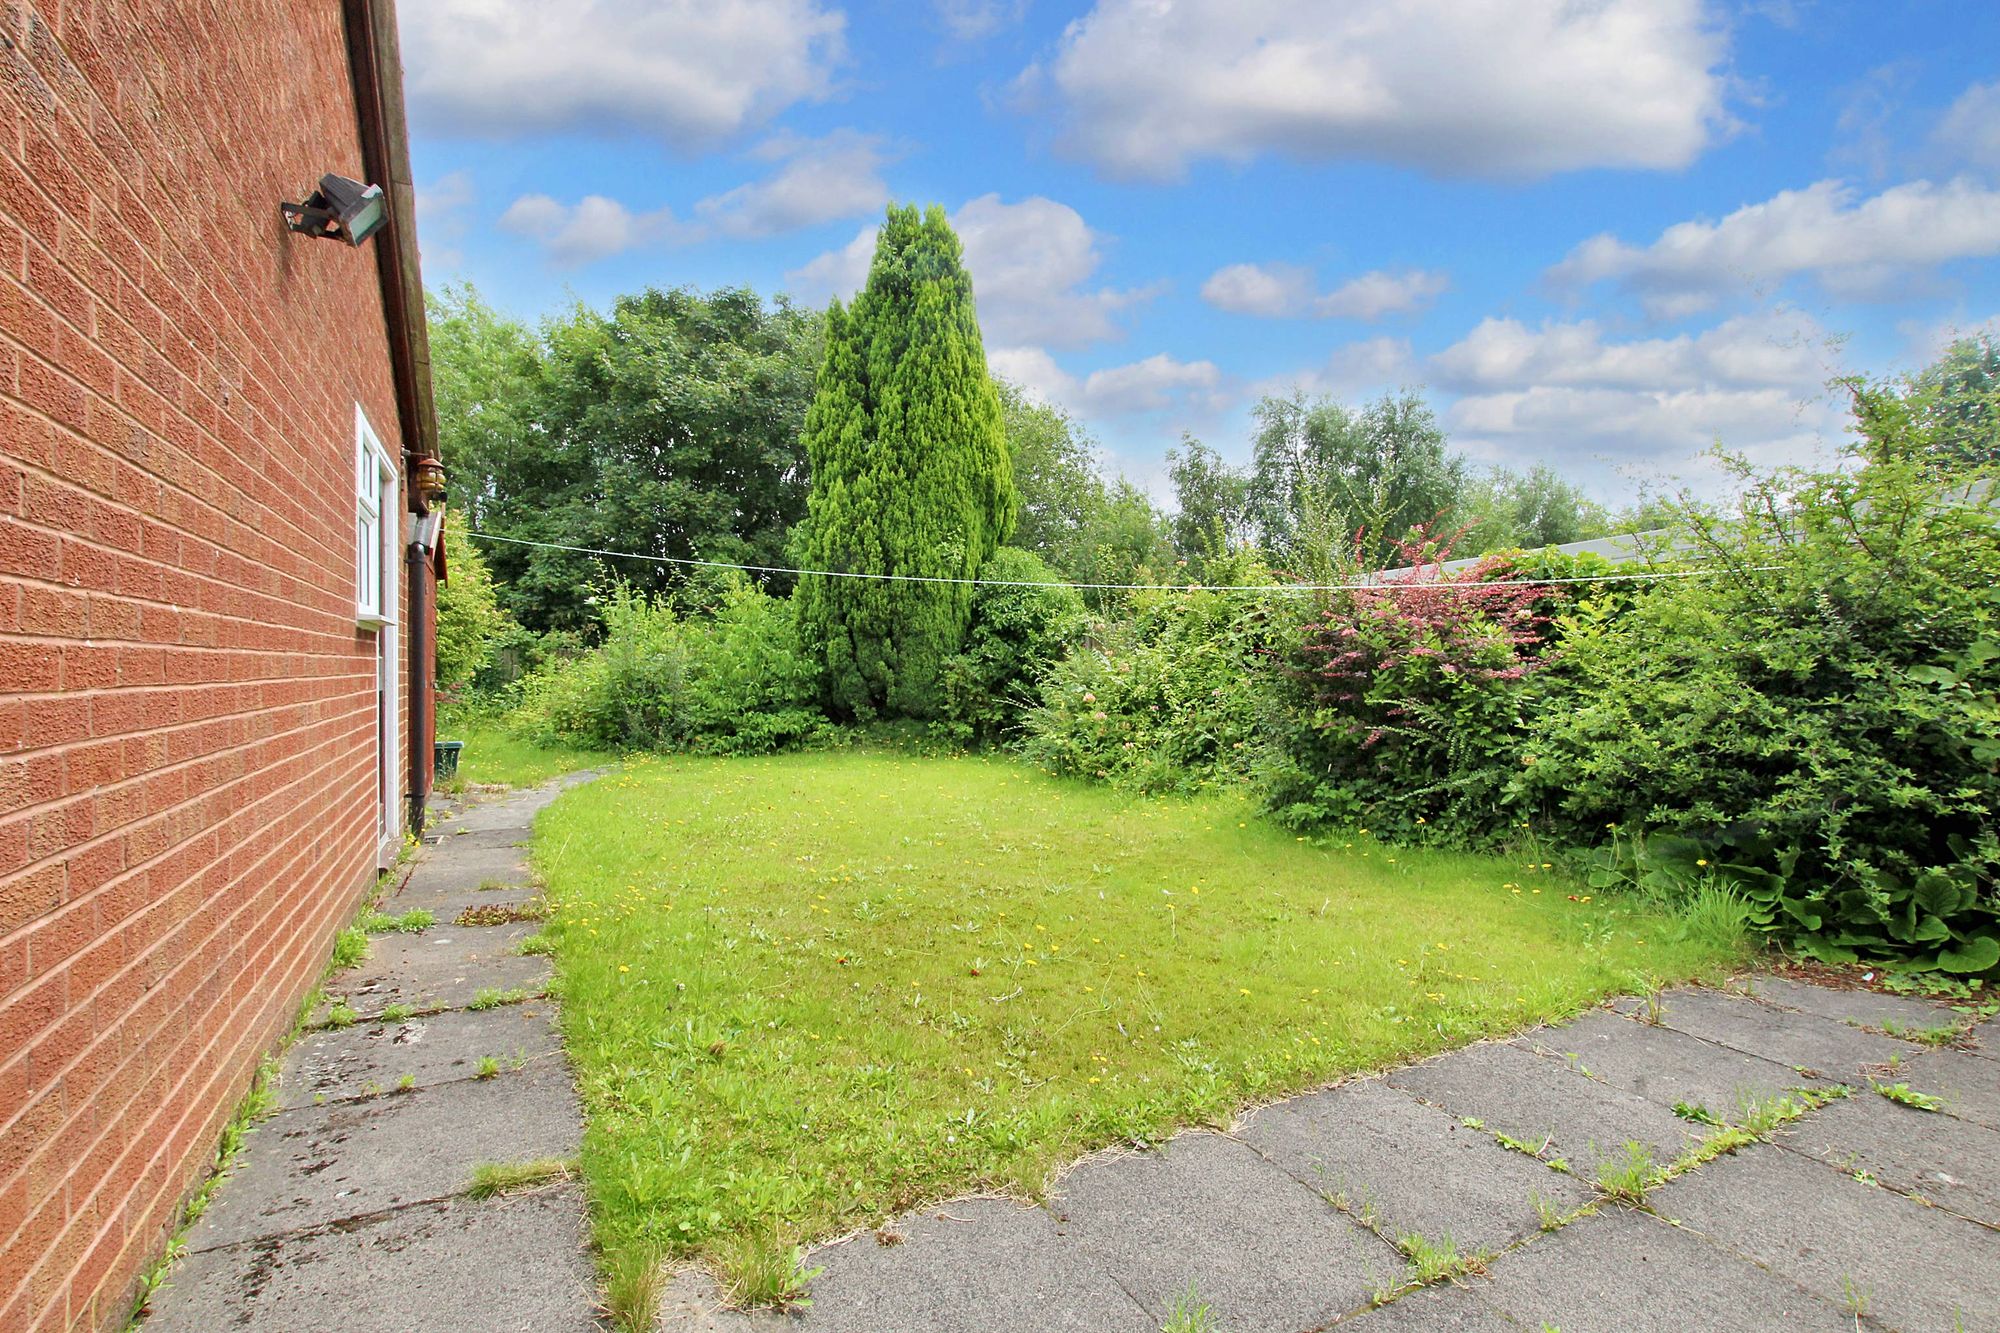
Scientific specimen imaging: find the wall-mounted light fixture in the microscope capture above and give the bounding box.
[409,454,449,511]
[281,173,388,246]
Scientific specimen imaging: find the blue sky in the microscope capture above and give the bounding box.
[403,0,2000,504]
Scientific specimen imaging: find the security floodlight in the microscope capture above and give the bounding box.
[281,173,387,246]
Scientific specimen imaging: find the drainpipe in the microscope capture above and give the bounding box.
[406,536,431,837]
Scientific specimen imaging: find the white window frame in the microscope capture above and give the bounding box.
[355,406,397,628]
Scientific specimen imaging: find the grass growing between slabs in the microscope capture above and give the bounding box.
[531,749,1743,1302]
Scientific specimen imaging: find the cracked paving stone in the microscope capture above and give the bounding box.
[757,1198,1153,1333]
[1641,988,1910,1080]
[277,1005,563,1110]
[1388,1039,1701,1169]
[1048,1130,1390,1329]
[1335,1281,1519,1331]
[143,1184,597,1333]
[1235,1080,1591,1256]
[1741,975,1964,1033]
[1523,1010,1828,1120]
[1777,1089,2000,1227]
[182,1058,582,1252]
[1897,1044,2000,1131]
[1468,1201,1854,1332]
[316,921,551,1020]
[1653,1141,2000,1332]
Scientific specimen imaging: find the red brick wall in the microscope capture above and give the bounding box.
[0,2,420,1326]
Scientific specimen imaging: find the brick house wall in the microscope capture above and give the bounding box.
[0,2,435,1326]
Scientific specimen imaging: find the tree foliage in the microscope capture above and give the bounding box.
[426,284,821,633]
[434,524,513,693]
[792,205,1018,718]
[1906,332,1999,472]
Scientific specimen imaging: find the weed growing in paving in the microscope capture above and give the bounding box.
[321,1002,359,1030]
[359,907,434,934]
[716,1232,822,1310]
[1593,1142,1660,1204]
[535,751,1736,1304]
[517,932,557,957]
[457,901,549,927]
[467,1159,573,1198]
[1396,1231,1484,1284]
[602,1244,669,1333]
[468,987,530,1011]
[379,1003,418,1023]
[1162,1281,1219,1333]
[477,1056,503,1080]
[1871,1081,1944,1112]
[328,928,370,971]
[1672,1100,1720,1126]
[1878,1018,1964,1048]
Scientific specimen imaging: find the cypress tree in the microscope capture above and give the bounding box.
[794,204,1017,717]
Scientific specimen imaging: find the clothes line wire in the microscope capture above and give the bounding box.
[465,529,1770,594]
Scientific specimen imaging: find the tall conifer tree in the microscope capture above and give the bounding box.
[793,204,1017,717]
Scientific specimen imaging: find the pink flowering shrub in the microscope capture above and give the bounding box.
[1264,527,1561,838]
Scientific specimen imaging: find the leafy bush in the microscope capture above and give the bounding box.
[1021,572,1275,793]
[1261,530,1561,840]
[935,548,1086,747]
[1516,409,2000,972]
[510,579,827,754]
[435,526,514,693]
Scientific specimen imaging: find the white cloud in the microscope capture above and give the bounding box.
[934,0,1027,41]
[990,347,1226,418]
[1933,81,2000,174]
[1550,177,2000,314]
[696,131,892,238]
[1202,263,1446,320]
[1026,0,1730,182]
[789,194,1159,349]
[400,0,845,149]
[1200,263,1314,317]
[415,170,475,270]
[498,194,683,266]
[1431,310,1848,484]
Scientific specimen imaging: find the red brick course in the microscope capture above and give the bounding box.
[0,1,427,1326]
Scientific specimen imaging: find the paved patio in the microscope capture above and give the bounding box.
[141,778,1999,1332]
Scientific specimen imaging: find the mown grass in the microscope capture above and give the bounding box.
[533,750,1736,1303]
[436,707,617,790]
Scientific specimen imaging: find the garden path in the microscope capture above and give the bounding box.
[661,975,1999,1333]
[136,775,2000,1332]
[139,776,602,1333]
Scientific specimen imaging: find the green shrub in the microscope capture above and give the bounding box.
[510,578,827,754]
[1516,408,2000,972]
[1260,530,1564,841]
[935,548,1086,747]
[436,526,514,693]
[1021,575,1275,794]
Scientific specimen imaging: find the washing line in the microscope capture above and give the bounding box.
[464,529,1766,594]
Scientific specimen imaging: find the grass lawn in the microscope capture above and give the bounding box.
[435,708,618,789]
[533,749,1739,1305]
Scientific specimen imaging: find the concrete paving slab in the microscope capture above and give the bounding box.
[1647,988,1909,1078]
[655,1269,786,1331]
[1047,1131,1391,1328]
[389,880,551,930]
[1900,1045,2000,1130]
[1335,1282,1519,1331]
[183,1058,582,1252]
[446,775,598,833]
[277,1006,563,1110]
[1653,1142,2000,1332]
[1742,975,1963,1033]
[1469,1201,1852,1332]
[320,921,550,1019]
[1524,1010,1825,1122]
[424,826,535,852]
[1778,1090,2000,1226]
[145,1184,597,1333]
[1235,1080,1590,1256]
[397,843,536,898]
[778,1199,1153,1333]
[1388,1039,1701,1168]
